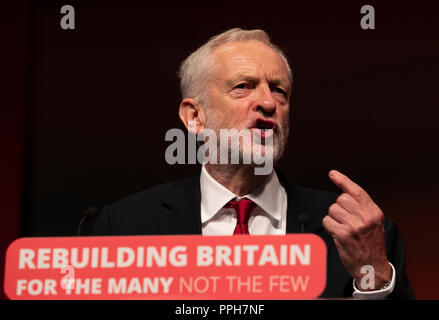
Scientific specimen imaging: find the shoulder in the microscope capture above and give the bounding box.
[109,175,197,212]
[92,175,198,235]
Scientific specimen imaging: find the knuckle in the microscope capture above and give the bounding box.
[374,207,385,223]
[337,193,349,203]
[362,216,373,227]
[328,203,338,213]
[322,216,334,234]
[371,215,384,229]
[378,212,385,224]
[356,216,377,235]
[352,189,363,199]
[340,228,353,242]
[322,215,330,227]
[367,210,384,227]
[351,224,362,236]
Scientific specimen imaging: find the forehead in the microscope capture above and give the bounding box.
[211,40,290,85]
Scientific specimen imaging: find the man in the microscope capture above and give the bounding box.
[92,28,414,299]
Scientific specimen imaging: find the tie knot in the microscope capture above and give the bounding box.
[225,198,256,224]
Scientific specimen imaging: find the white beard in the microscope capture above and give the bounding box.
[204,111,289,166]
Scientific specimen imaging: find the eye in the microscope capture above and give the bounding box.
[233,83,253,90]
[272,87,287,96]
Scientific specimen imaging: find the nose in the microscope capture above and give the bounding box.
[256,84,276,117]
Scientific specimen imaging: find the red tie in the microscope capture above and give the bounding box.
[224,198,256,235]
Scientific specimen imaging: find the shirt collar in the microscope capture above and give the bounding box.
[200,165,285,224]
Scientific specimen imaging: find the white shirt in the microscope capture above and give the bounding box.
[199,165,395,299]
[200,165,287,235]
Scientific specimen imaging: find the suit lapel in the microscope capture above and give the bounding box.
[156,172,202,235]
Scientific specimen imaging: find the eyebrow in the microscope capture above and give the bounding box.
[225,73,258,85]
[226,73,289,89]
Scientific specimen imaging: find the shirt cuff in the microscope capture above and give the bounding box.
[352,262,396,300]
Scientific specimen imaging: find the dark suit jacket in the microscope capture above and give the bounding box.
[92,171,415,299]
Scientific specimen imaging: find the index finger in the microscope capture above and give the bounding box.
[329,170,371,205]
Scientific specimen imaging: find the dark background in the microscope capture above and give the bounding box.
[1,0,438,299]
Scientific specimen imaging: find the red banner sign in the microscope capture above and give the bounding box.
[4,234,326,300]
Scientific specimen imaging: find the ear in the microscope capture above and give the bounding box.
[179,98,207,135]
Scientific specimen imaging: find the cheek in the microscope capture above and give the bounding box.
[209,93,255,129]
[279,106,290,125]
[236,104,256,128]
[222,101,253,128]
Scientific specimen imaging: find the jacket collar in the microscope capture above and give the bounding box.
[158,168,324,236]
[156,171,202,235]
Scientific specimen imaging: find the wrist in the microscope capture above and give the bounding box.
[354,261,392,292]
[375,261,392,287]
[352,262,396,299]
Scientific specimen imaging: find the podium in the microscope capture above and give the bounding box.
[4,234,326,300]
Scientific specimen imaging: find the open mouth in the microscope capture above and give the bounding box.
[252,119,277,138]
[254,119,277,131]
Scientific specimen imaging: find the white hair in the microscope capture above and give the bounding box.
[178,28,293,108]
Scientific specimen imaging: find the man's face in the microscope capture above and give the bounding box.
[203,40,291,165]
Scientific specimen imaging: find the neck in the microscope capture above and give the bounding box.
[205,163,272,196]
